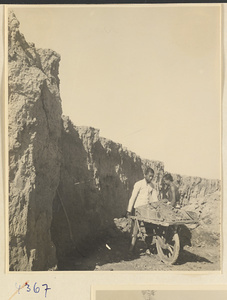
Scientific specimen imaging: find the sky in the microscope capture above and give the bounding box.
[10,5,221,179]
[96,290,227,300]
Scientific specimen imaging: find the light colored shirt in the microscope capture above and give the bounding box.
[127,178,159,212]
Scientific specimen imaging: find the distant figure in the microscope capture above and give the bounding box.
[162,173,181,208]
[126,167,159,254]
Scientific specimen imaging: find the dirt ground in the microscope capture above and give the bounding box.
[58,191,221,271]
[59,218,220,271]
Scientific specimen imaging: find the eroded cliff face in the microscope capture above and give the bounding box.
[8,11,62,271]
[50,117,164,266]
[172,174,220,200]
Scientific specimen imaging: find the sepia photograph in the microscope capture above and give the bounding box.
[94,289,227,300]
[6,4,222,272]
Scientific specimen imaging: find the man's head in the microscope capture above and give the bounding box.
[176,174,181,182]
[144,167,154,183]
[163,173,173,185]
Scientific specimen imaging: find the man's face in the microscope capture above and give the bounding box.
[145,172,154,183]
[164,178,170,186]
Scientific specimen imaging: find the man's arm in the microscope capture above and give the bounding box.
[127,182,140,213]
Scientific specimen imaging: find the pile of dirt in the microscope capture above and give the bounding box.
[114,217,132,233]
[184,191,221,247]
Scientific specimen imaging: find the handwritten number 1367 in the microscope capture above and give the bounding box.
[26,282,51,297]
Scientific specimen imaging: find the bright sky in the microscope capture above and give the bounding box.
[96,290,227,300]
[11,5,221,179]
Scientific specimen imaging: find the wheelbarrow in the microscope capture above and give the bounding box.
[129,202,198,265]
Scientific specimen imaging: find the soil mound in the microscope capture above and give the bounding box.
[185,191,221,247]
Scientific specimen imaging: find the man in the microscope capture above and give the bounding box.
[126,167,159,254]
[127,167,158,214]
[159,171,169,200]
[162,173,180,208]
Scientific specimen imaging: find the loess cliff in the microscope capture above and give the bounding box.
[8,11,221,271]
[8,11,62,271]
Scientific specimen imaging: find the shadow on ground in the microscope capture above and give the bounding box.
[56,219,214,270]
[57,224,141,270]
[176,249,213,265]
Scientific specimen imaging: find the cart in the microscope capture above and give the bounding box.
[129,202,198,265]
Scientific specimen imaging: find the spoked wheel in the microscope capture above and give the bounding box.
[156,231,180,265]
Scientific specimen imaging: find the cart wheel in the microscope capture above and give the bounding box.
[156,233,180,265]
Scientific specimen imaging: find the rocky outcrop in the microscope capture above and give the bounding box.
[8,11,62,271]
